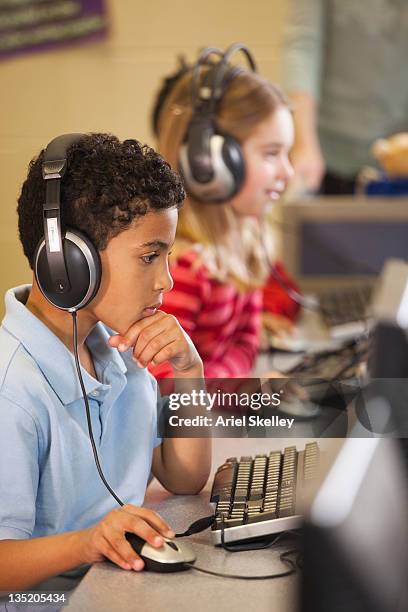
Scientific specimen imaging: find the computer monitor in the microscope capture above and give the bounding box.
[302,437,408,612]
[281,197,408,292]
[364,259,408,468]
[301,257,408,610]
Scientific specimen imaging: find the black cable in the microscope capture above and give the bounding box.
[268,261,327,315]
[71,311,125,507]
[187,555,296,580]
[184,518,299,580]
[175,515,215,538]
[258,221,326,315]
[286,335,370,382]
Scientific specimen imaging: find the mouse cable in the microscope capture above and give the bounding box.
[186,555,296,580]
[186,527,299,580]
[178,516,301,580]
[71,311,125,507]
[175,514,216,537]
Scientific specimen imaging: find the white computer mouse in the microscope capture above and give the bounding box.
[125,533,196,573]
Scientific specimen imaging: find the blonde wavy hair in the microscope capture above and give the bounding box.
[156,64,289,290]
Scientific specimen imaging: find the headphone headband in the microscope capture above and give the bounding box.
[191,47,224,110]
[209,43,257,113]
[42,133,84,296]
[191,43,257,115]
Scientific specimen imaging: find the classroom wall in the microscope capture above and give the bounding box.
[0,0,289,319]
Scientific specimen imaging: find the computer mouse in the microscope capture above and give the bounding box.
[125,532,196,573]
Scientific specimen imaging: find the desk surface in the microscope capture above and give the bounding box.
[64,438,328,612]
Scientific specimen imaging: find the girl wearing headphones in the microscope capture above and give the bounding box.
[151,46,298,378]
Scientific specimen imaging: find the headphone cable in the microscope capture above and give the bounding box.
[258,221,325,314]
[71,310,125,507]
[268,262,323,313]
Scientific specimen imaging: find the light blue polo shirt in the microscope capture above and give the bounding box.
[0,285,162,540]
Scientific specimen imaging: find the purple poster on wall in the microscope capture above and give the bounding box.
[0,0,109,60]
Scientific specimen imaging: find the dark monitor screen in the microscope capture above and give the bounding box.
[367,322,408,474]
[300,222,408,276]
[302,438,408,612]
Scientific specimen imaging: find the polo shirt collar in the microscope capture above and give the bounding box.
[2,285,127,406]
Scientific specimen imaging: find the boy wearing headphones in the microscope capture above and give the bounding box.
[0,134,211,590]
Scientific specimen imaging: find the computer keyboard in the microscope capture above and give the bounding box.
[210,442,320,545]
[286,336,369,382]
[318,284,373,339]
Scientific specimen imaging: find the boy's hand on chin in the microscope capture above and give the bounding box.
[108,311,203,375]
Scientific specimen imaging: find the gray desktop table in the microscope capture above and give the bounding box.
[64,438,315,612]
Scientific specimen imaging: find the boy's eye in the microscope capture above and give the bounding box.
[141,253,159,264]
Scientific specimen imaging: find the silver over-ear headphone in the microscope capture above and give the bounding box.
[34,133,101,311]
[179,43,257,203]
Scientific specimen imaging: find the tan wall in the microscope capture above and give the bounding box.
[0,0,288,319]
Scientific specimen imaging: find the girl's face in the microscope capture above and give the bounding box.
[229,106,294,217]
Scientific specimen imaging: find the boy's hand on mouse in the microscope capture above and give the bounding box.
[79,504,175,571]
[108,311,203,375]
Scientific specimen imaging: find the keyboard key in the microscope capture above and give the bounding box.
[246,510,278,523]
[249,489,264,500]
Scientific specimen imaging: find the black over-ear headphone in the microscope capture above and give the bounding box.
[179,43,257,203]
[34,133,102,311]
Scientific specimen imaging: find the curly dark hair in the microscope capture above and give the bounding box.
[17,133,185,269]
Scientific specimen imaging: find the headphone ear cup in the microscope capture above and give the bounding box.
[34,229,101,311]
[220,135,245,197]
[179,133,245,203]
